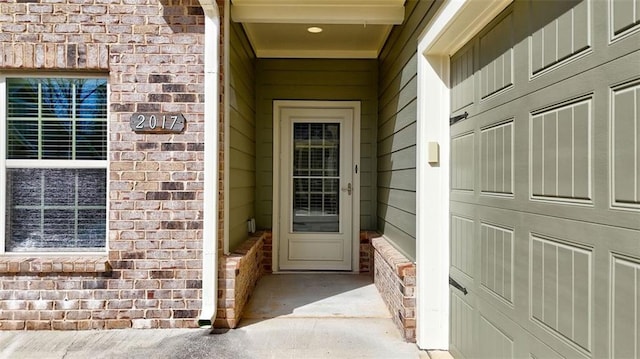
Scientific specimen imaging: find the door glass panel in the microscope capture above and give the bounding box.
[292,123,340,232]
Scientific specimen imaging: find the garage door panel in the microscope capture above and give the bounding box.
[521,216,639,358]
[451,214,476,280]
[476,294,567,359]
[451,131,476,192]
[530,96,592,203]
[612,79,640,210]
[611,254,640,359]
[479,10,514,100]
[451,44,475,113]
[480,120,514,195]
[479,221,515,305]
[529,233,592,352]
[450,290,475,359]
[473,207,522,317]
[610,0,640,40]
[478,314,515,359]
[529,0,590,76]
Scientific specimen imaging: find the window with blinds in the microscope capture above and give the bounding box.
[3,77,108,252]
[292,123,340,232]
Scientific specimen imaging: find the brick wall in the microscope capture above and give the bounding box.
[261,231,272,273]
[359,231,377,273]
[215,232,264,328]
[0,0,210,329]
[372,236,416,342]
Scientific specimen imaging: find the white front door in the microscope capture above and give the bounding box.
[276,102,357,271]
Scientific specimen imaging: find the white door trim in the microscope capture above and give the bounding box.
[272,100,360,272]
[415,0,512,350]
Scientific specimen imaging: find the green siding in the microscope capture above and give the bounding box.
[228,21,256,251]
[255,59,378,231]
[377,0,438,261]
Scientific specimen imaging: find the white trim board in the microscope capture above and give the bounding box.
[272,100,361,273]
[415,0,512,350]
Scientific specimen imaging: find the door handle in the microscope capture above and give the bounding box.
[342,183,352,195]
[449,276,468,295]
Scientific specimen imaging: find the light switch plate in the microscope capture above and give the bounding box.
[428,141,439,164]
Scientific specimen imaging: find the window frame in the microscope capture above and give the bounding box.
[0,73,109,255]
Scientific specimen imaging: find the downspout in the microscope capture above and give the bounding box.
[198,0,220,326]
[223,0,230,255]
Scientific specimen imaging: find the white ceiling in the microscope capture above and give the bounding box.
[230,0,406,59]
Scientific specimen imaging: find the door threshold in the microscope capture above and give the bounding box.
[272,271,360,275]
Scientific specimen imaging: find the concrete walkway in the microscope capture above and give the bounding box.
[0,274,435,359]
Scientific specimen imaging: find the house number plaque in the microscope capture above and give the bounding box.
[130,113,186,134]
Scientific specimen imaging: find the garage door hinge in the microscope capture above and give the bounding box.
[449,276,468,295]
[449,112,468,126]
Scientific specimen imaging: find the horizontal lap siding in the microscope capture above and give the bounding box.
[377,0,437,261]
[228,21,256,251]
[255,59,378,230]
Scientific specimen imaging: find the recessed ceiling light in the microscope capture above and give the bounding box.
[307,26,323,34]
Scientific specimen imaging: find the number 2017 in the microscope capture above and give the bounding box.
[135,114,179,130]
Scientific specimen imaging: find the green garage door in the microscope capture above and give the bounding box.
[448,1,640,358]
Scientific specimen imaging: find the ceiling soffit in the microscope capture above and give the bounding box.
[230,0,406,59]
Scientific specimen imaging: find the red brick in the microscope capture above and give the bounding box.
[0,320,25,330]
[52,320,77,330]
[2,300,27,310]
[39,310,65,321]
[66,310,91,320]
[26,320,52,330]
[55,300,80,311]
[132,318,158,329]
[81,300,106,310]
[105,319,131,329]
[13,310,39,321]
[145,309,172,318]
[134,299,158,309]
[91,310,118,320]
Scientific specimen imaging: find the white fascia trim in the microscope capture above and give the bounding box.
[200,2,220,325]
[231,4,404,25]
[415,0,512,350]
[419,0,513,56]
